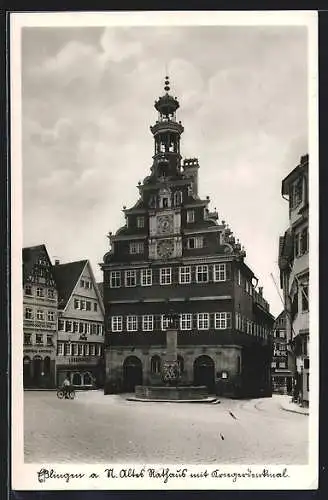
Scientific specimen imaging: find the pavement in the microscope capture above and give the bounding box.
[24,390,309,465]
[277,395,309,416]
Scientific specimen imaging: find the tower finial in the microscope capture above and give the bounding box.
[164,74,170,93]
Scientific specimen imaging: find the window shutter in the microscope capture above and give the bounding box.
[193,313,198,330]
[226,313,232,329]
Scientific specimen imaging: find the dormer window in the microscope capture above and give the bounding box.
[187,210,195,223]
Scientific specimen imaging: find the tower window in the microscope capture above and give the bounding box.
[125,270,137,287]
[111,316,123,332]
[187,237,203,249]
[142,315,153,331]
[213,264,226,282]
[179,266,191,284]
[160,268,172,285]
[161,315,170,331]
[137,216,145,228]
[197,313,210,330]
[129,242,144,254]
[214,312,231,329]
[196,265,209,283]
[127,315,138,332]
[110,271,121,288]
[141,269,152,286]
[180,313,192,330]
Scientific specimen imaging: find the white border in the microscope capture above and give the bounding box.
[10,10,319,491]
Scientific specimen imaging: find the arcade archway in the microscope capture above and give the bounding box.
[123,356,143,392]
[193,355,215,392]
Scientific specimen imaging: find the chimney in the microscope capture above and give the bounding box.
[55,259,60,266]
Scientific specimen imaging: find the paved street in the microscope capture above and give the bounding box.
[24,390,308,464]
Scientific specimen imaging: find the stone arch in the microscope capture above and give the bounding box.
[43,356,51,376]
[177,355,184,374]
[23,356,31,387]
[123,356,143,392]
[72,372,82,386]
[32,355,43,386]
[193,355,215,392]
[83,372,92,386]
[150,355,161,374]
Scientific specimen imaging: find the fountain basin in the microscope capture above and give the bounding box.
[133,385,212,401]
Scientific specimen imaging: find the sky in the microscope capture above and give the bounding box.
[21,24,308,317]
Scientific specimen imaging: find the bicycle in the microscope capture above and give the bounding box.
[56,388,76,400]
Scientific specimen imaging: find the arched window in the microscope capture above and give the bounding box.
[177,355,184,374]
[174,190,183,207]
[151,355,161,374]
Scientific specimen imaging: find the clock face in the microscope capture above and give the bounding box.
[157,239,174,259]
[157,214,174,234]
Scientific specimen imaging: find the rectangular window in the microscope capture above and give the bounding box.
[142,315,153,331]
[271,361,277,368]
[65,343,72,356]
[47,311,55,322]
[73,321,79,333]
[306,373,309,392]
[80,300,86,311]
[79,322,84,334]
[279,330,285,338]
[125,270,137,287]
[110,271,121,288]
[111,316,123,332]
[160,267,172,285]
[161,315,170,331]
[35,334,43,345]
[127,315,138,332]
[91,324,97,335]
[196,265,209,283]
[97,344,102,356]
[90,344,96,356]
[197,313,210,330]
[48,288,54,298]
[137,216,145,228]
[94,303,98,312]
[86,323,91,334]
[180,313,192,330]
[74,299,79,309]
[36,310,44,320]
[36,287,43,297]
[214,312,232,330]
[25,285,32,296]
[58,319,65,331]
[72,343,78,356]
[57,342,64,355]
[290,178,303,209]
[213,263,226,282]
[141,268,152,286]
[24,333,32,345]
[302,285,309,311]
[25,308,33,320]
[179,266,191,284]
[279,361,286,369]
[80,280,85,288]
[85,344,90,356]
[129,241,144,254]
[187,236,203,249]
[187,210,195,223]
[86,301,91,311]
[79,344,84,356]
[47,335,52,346]
[65,320,73,332]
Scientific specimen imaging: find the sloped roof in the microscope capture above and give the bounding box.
[52,260,87,309]
[22,244,53,282]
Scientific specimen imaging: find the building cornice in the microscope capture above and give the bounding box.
[101,254,237,270]
[183,226,223,235]
[108,295,232,305]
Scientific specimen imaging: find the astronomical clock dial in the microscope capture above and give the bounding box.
[157,214,174,234]
[157,239,174,259]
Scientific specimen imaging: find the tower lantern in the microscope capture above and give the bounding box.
[150,76,184,178]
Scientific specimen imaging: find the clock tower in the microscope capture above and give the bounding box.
[101,76,274,400]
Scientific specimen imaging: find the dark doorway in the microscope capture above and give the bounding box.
[32,356,42,387]
[123,356,143,392]
[23,357,31,387]
[193,355,215,392]
[72,373,82,386]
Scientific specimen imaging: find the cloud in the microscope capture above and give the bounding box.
[21,25,309,316]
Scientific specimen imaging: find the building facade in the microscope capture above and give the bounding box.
[271,311,293,394]
[279,154,309,406]
[23,245,58,388]
[53,260,105,388]
[101,78,274,398]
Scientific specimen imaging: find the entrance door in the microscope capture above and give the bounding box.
[23,357,31,387]
[123,356,143,392]
[193,355,215,392]
[32,356,42,387]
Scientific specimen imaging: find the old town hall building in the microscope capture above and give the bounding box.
[101,78,274,398]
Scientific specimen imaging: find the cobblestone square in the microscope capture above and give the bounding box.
[24,391,308,464]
